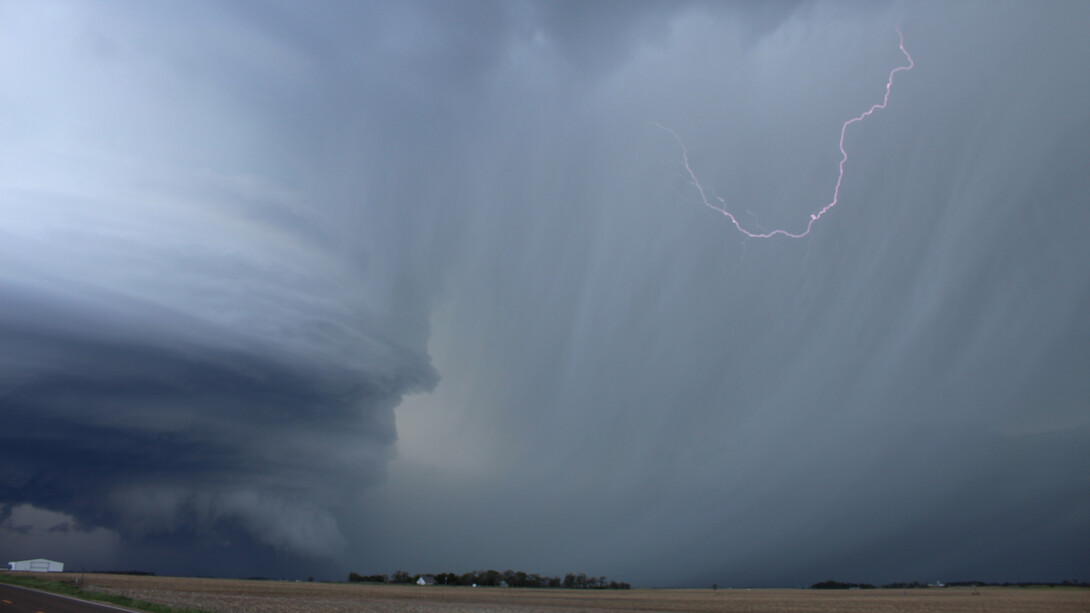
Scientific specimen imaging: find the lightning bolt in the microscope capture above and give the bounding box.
[656,27,914,239]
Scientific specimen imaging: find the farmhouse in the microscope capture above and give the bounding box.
[7,558,64,572]
[416,575,436,585]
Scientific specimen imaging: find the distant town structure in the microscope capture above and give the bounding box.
[7,558,64,572]
[416,575,436,586]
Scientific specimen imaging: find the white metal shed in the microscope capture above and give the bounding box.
[7,558,64,572]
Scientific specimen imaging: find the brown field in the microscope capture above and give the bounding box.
[17,572,1090,613]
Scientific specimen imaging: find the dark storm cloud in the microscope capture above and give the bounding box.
[0,237,437,558]
[0,0,445,566]
[3,0,1088,586]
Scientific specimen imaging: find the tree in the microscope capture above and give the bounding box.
[481,569,501,587]
[348,572,386,583]
[350,568,630,590]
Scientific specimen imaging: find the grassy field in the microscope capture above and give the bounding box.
[4,572,1088,613]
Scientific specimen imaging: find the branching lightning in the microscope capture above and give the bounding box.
[656,27,914,239]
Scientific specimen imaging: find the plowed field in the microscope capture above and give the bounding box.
[10,573,1090,613]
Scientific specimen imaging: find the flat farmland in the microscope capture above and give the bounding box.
[27,573,1090,613]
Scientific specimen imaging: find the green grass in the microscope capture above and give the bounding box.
[0,573,213,613]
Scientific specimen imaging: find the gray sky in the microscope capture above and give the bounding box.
[2,0,1088,587]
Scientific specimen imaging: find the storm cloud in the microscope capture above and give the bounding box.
[2,0,1089,586]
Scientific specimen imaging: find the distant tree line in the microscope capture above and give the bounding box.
[349,569,630,589]
[944,580,1089,588]
[811,580,877,590]
[813,579,1090,590]
[880,581,927,589]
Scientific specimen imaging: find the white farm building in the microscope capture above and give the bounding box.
[7,558,64,572]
